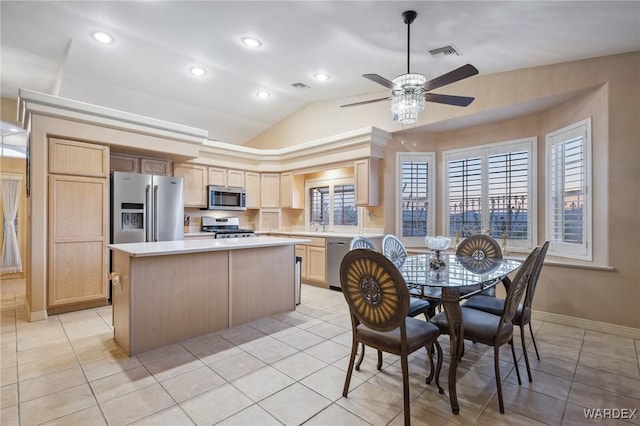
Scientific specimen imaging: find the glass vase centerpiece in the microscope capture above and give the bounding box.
[425,235,451,273]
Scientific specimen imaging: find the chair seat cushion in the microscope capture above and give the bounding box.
[356,317,440,354]
[430,307,513,347]
[462,296,531,326]
[408,297,430,318]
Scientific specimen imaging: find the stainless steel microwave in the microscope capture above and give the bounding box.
[207,186,246,211]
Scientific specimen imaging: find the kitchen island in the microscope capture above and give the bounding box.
[109,237,309,355]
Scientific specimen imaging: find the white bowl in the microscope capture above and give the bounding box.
[425,236,451,251]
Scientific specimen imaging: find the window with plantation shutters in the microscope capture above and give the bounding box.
[546,118,592,260]
[307,177,358,231]
[333,184,357,226]
[444,138,536,250]
[396,153,435,246]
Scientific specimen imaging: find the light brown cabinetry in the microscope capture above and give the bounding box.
[292,236,326,286]
[260,173,280,208]
[354,158,380,206]
[48,139,109,313]
[140,158,171,176]
[227,170,245,188]
[208,167,227,187]
[174,163,207,207]
[110,153,140,173]
[245,172,260,209]
[280,172,304,209]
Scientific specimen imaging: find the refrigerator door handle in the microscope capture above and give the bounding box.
[145,184,151,242]
[153,185,159,242]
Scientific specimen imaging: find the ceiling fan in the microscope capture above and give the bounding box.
[341,10,479,124]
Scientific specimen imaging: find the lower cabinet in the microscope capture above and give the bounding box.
[293,236,327,286]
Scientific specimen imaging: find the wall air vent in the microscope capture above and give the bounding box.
[429,45,461,58]
[291,82,311,89]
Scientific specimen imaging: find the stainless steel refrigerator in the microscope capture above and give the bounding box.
[111,172,184,243]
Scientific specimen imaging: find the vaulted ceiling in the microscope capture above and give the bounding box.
[2,1,639,145]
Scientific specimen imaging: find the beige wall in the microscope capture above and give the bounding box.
[245,52,640,329]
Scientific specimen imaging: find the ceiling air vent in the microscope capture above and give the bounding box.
[429,45,461,58]
[291,82,311,89]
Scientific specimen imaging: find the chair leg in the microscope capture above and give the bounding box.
[401,354,411,426]
[510,339,522,386]
[343,339,359,397]
[434,341,444,394]
[377,350,383,370]
[355,343,365,370]
[528,321,541,360]
[425,344,435,384]
[520,324,533,383]
[494,346,505,414]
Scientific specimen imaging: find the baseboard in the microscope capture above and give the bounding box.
[26,301,47,322]
[533,309,640,339]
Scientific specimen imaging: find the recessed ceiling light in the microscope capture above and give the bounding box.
[241,37,262,48]
[91,31,114,44]
[190,67,207,77]
[256,91,270,99]
[313,72,331,81]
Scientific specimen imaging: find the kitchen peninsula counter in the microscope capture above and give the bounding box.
[110,237,309,355]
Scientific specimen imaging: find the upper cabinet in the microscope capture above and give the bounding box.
[260,173,280,208]
[49,138,109,178]
[173,163,208,207]
[227,170,245,188]
[280,172,304,209]
[140,158,171,176]
[354,158,380,206]
[208,167,244,188]
[245,172,260,209]
[208,166,226,187]
[110,153,140,173]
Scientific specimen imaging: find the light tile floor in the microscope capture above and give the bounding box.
[1,280,639,425]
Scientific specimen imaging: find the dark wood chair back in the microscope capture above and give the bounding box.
[456,234,502,260]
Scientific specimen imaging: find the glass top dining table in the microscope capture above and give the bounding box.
[400,253,522,415]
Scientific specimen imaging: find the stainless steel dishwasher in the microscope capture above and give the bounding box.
[327,237,351,290]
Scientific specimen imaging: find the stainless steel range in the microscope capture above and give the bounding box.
[201,216,255,239]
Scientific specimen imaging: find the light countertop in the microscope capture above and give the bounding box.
[256,230,385,239]
[109,236,310,257]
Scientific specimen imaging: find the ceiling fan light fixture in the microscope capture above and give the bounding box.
[391,73,426,125]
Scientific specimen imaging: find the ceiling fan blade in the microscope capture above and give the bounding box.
[340,96,392,108]
[422,64,479,91]
[363,74,396,89]
[425,93,475,107]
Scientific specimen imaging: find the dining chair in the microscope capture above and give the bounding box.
[382,234,408,269]
[349,237,431,369]
[462,241,549,382]
[456,234,506,297]
[349,236,376,250]
[340,248,444,426]
[430,246,541,414]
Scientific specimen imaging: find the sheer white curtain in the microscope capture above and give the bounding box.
[1,173,23,274]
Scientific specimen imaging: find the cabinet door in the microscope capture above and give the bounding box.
[48,175,108,308]
[141,158,171,176]
[260,173,280,208]
[306,246,327,283]
[49,138,109,177]
[295,245,308,280]
[208,167,227,186]
[111,153,140,173]
[355,158,379,206]
[245,172,260,209]
[280,173,292,208]
[227,170,245,188]
[174,163,207,207]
